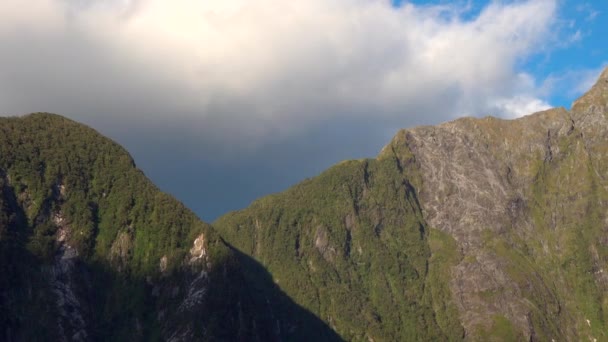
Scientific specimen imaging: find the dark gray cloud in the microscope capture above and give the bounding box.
[94,115,403,220]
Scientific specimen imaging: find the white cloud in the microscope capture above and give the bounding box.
[491,96,552,119]
[0,0,564,146]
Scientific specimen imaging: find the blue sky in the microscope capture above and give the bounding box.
[527,0,607,107]
[397,0,608,108]
[402,0,608,108]
[0,0,607,220]
[550,0,604,105]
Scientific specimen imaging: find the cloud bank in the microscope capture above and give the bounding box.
[3,0,598,219]
[1,0,562,148]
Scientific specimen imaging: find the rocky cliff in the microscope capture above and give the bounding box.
[390,67,608,340]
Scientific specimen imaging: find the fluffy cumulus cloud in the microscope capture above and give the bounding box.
[0,0,561,146]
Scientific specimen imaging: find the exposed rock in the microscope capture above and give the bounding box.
[160,255,168,273]
[177,270,208,313]
[188,233,206,264]
[49,211,88,342]
[110,231,133,270]
[344,213,356,231]
[314,226,336,262]
[390,109,574,338]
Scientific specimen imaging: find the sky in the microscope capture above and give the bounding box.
[0,0,607,221]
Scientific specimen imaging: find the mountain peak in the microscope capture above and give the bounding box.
[600,66,608,81]
[572,67,608,114]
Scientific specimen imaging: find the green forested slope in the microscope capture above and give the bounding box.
[0,113,227,340]
[0,113,218,270]
[215,148,463,341]
[0,113,339,341]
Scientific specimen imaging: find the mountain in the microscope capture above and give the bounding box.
[214,67,608,341]
[2,68,608,341]
[0,113,340,341]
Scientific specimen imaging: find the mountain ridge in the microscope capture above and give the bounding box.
[2,67,608,340]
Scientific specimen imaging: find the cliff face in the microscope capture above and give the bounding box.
[215,68,608,340]
[390,69,608,340]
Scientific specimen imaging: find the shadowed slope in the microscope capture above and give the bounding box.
[215,150,464,341]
